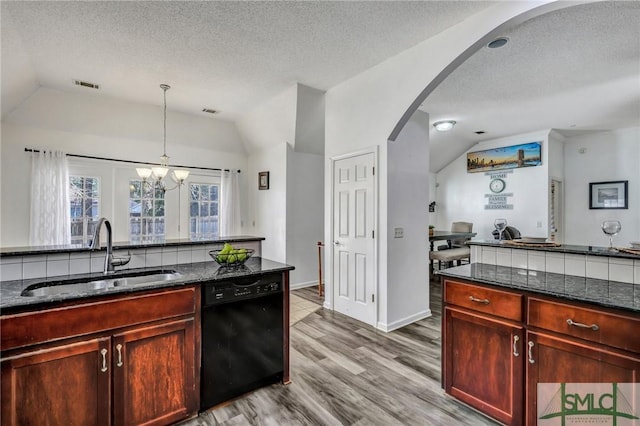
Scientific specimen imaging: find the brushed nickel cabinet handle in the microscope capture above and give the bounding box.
[469,296,490,304]
[566,318,599,331]
[116,344,123,367]
[528,341,535,364]
[100,348,108,372]
[513,335,520,357]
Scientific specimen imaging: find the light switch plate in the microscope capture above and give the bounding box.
[394,227,404,238]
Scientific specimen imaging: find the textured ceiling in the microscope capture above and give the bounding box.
[1,0,494,120]
[2,1,638,173]
[423,1,640,172]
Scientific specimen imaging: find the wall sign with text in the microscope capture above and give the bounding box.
[484,171,513,210]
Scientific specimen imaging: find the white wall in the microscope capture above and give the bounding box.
[383,110,430,331]
[294,85,325,155]
[436,130,551,241]
[323,1,564,330]
[236,85,297,153]
[428,171,437,227]
[0,88,248,247]
[247,143,288,263]
[286,148,324,287]
[563,127,640,246]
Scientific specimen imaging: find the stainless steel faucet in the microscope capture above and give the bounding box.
[91,218,131,274]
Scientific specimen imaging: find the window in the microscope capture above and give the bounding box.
[70,176,100,245]
[190,183,219,239]
[129,180,165,242]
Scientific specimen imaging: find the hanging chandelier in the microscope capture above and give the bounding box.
[136,84,189,191]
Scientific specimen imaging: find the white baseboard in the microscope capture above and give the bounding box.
[290,280,319,290]
[376,309,432,332]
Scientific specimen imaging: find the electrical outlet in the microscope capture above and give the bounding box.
[394,227,404,238]
[536,221,542,228]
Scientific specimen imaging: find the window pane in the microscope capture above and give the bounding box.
[200,185,209,201]
[189,183,219,239]
[155,218,165,235]
[129,179,166,241]
[143,182,154,198]
[69,175,100,245]
[87,178,99,197]
[190,184,200,201]
[130,181,141,198]
[154,200,165,216]
[143,199,153,217]
[130,218,141,236]
[87,220,98,238]
[155,186,165,199]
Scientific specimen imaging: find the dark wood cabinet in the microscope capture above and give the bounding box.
[0,287,198,426]
[443,280,524,425]
[444,307,524,425]
[1,337,111,426]
[443,278,640,426]
[113,319,196,426]
[525,330,640,425]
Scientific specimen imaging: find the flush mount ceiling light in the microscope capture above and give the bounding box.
[433,120,456,132]
[136,84,189,191]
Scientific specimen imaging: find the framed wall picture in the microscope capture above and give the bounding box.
[467,141,542,173]
[589,180,628,209]
[258,171,269,190]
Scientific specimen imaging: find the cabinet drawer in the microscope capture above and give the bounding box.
[1,286,196,351]
[527,297,640,353]
[444,279,523,322]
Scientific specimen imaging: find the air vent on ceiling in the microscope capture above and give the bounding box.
[73,79,100,90]
[474,131,486,135]
[202,108,218,114]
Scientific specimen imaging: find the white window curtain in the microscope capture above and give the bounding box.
[30,150,71,246]
[220,170,241,236]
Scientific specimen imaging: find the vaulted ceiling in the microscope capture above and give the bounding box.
[2,1,638,172]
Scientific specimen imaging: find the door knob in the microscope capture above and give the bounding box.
[333,241,340,246]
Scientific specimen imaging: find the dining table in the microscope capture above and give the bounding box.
[429,230,477,252]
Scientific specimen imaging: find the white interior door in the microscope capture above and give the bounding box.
[332,151,376,326]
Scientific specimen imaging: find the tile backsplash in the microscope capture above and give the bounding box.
[0,241,261,282]
[471,246,640,284]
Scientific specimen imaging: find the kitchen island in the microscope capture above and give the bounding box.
[438,263,639,425]
[0,256,294,426]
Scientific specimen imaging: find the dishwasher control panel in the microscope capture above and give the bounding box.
[202,273,282,306]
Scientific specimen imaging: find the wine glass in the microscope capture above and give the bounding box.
[494,218,507,241]
[601,220,621,250]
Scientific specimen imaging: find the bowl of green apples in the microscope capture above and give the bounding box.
[209,243,254,267]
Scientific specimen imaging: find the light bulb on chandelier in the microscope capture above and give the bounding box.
[136,84,189,191]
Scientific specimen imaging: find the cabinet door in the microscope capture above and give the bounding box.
[525,331,640,426]
[112,318,196,426]
[1,337,111,426]
[444,307,524,425]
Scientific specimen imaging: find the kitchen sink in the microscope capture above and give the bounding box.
[20,270,182,297]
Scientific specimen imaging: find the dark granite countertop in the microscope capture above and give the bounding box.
[0,257,293,314]
[0,235,265,257]
[467,239,640,260]
[438,263,639,313]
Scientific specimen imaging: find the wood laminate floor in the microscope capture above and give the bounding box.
[181,283,499,426]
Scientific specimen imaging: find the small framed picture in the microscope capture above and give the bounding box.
[258,171,269,190]
[589,180,628,209]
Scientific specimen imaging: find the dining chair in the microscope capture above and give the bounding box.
[436,221,474,251]
[431,221,473,276]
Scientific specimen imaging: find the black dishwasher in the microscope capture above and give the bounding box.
[200,273,284,411]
